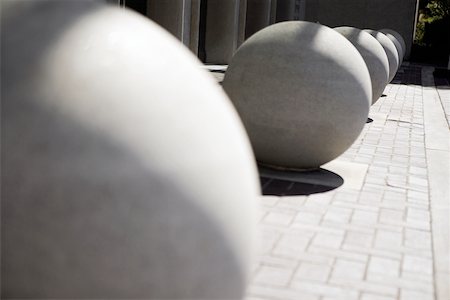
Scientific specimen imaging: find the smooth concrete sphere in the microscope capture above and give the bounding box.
[2,1,259,299]
[334,26,389,104]
[381,28,406,63]
[364,29,400,82]
[223,21,372,170]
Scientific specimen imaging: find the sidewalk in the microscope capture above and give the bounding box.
[241,63,450,300]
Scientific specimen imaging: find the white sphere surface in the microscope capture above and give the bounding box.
[2,1,259,299]
[365,29,400,82]
[335,26,389,104]
[381,28,406,63]
[223,21,372,170]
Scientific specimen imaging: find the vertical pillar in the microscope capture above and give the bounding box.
[271,0,305,23]
[238,0,248,46]
[304,0,318,22]
[147,0,200,55]
[275,0,296,22]
[245,0,273,39]
[203,0,246,64]
[147,0,187,43]
[296,0,306,20]
[269,0,277,24]
[190,0,201,56]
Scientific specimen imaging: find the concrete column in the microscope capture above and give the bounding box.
[204,0,246,64]
[296,0,306,20]
[189,0,201,56]
[269,0,278,24]
[147,0,189,44]
[266,0,305,23]
[304,0,318,22]
[275,0,295,22]
[147,0,200,55]
[237,0,248,46]
[245,0,272,39]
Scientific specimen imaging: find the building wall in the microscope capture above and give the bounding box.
[119,0,417,62]
[305,0,419,59]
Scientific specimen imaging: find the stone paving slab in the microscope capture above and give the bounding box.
[238,64,450,300]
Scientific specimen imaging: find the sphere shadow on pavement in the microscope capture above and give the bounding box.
[259,165,344,196]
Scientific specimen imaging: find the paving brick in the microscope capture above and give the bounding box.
[307,246,369,263]
[341,244,402,260]
[293,211,322,225]
[344,231,374,248]
[275,197,306,210]
[407,190,428,201]
[253,265,294,287]
[381,198,406,210]
[351,210,378,225]
[293,262,331,282]
[272,233,312,259]
[323,207,353,224]
[259,255,300,270]
[379,208,404,225]
[374,229,403,249]
[331,259,366,280]
[402,255,433,275]
[328,278,398,296]
[360,293,396,300]
[368,256,400,277]
[311,232,344,249]
[291,281,359,299]
[263,211,296,226]
[248,285,320,300]
[400,289,434,300]
[406,207,431,222]
[404,228,432,250]
[401,270,434,284]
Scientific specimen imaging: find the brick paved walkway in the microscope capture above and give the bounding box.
[243,63,450,300]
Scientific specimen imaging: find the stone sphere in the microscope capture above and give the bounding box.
[334,26,389,104]
[223,21,371,170]
[2,1,259,299]
[364,29,400,82]
[381,28,406,63]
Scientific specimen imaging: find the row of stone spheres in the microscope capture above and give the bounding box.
[2,0,406,299]
[223,21,406,170]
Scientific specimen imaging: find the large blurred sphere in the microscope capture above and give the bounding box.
[364,29,400,82]
[2,1,259,298]
[223,21,371,170]
[381,28,406,64]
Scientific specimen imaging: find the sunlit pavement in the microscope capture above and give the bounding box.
[240,63,449,300]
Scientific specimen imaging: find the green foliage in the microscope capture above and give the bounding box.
[415,0,450,46]
[425,0,450,21]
